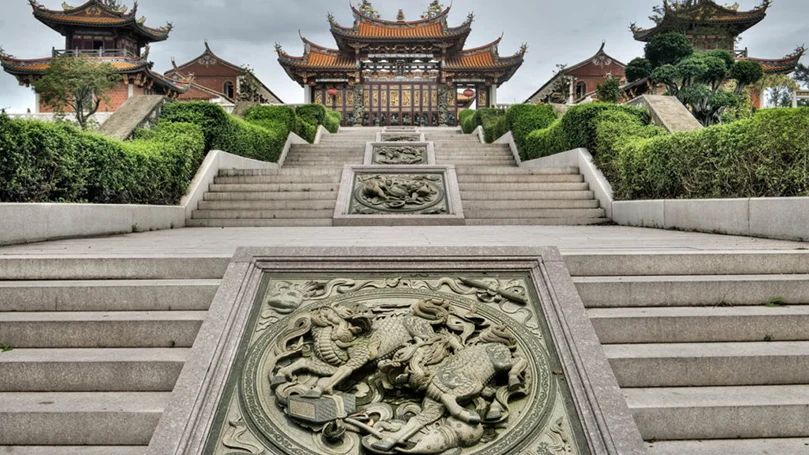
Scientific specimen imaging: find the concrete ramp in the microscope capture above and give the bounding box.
[98,95,165,140]
[627,94,703,133]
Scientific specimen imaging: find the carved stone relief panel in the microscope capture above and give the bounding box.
[202,272,592,455]
[350,173,447,215]
[371,145,429,165]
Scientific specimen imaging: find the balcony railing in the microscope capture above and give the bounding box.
[733,48,749,59]
[52,48,137,59]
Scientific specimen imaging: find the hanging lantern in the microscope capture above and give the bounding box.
[326,88,339,97]
[463,88,475,98]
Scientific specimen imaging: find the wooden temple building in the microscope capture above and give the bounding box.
[166,42,283,105]
[276,1,526,126]
[524,43,626,104]
[631,0,805,75]
[0,0,188,113]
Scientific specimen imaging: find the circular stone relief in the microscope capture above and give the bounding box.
[240,287,555,455]
[353,175,445,213]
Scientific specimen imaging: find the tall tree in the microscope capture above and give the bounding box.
[596,76,622,103]
[33,55,118,130]
[794,63,809,88]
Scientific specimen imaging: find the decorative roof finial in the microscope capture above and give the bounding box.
[397,9,405,22]
[421,0,444,19]
[358,0,379,18]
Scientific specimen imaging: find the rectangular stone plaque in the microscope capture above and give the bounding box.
[375,132,426,143]
[333,166,464,226]
[363,142,435,165]
[146,247,645,455]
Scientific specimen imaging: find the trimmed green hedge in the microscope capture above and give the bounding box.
[296,104,327,126]
[459,109,476,134]
[521,104,649,160]
[324,111,342,133]
[612,108,809,200]
[0,114,204,204]
[244,105,297,132]
[473,108,508,143]
[505,104,557,151]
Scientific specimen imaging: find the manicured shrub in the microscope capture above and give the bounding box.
[324,111,342,133]
[0,114,204,205]
[611,108,809,200]
[522,120,567,161]
[160,101,229,152]
[505,104,557,151]
[459,109,476,133]
[244,105,297,132]
[559,103,649,152]
[472,108,508,143]
[296,104,327,126]
[295,117,318,143]
[592,110,665,186]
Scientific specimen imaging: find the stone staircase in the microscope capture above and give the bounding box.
[187,129,379,227]
[425,130,609,225]
[0,255,227,454]
[566,251,809,455]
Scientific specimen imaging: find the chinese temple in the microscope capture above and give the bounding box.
[631,0,804,75]
[525,43,626,104]
[1,0,188,113]
[166,42,283,105]
[276,1,526,126]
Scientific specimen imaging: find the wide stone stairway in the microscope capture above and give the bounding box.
[189,127,607,226]
[0,255,226,454]
[568,251,809,454]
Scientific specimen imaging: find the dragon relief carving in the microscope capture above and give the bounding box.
[373,146,427,165]
[351,174,447,215]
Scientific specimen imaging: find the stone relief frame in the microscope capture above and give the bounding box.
[363,142,436,165]
[333,165,465,226]
[374,132,427,143]
[147,247,645,455]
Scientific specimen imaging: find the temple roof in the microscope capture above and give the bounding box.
[29,0,173,43]
[328,2,473,50]
[167,42,243,76]
[276,36,357,71]
[741,46,806,74]
[1,51,188,94]
[631,0,770,42]
[444,37,526,82]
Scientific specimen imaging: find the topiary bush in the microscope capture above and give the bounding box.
[459,109,476,133]
[296,104,327,126]
[0,113,204,205]
[522,120,567,161]
[505,104,557,151]
[160,101,228,152]
[324,111,342,133]
[473,108,508,143]
[611,108,809,200]
[243,105,297,132]
[592,110,666,186]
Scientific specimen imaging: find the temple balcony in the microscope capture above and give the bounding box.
[733,48,749,59]
[52,48,138,59]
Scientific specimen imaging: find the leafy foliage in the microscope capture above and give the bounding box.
[625,57,653,83]
[324,111,342,133]
[459,109,476,133]
[504,104,557,151]
[0,112,204,204]
[33,55,119,130]
[472,108,508,143]
[596,76,622,103]
[644,32,694,68]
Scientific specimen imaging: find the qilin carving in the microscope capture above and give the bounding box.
[269,298,530,454]
[351,174,447,214]
[381,134,420,142]
[373,146,427,165]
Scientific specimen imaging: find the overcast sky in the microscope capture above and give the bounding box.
[1,0,806,111]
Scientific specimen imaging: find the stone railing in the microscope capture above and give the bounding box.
[52,48,137,58]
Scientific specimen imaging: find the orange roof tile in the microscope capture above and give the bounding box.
[356,22,445,38]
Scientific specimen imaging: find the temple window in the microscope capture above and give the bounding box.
[224,82,235,99]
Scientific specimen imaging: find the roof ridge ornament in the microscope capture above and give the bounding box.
[422,0,445,19]
[357,0,379,19]
[397,9,405,22]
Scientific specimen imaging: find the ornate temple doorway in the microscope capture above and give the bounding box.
[363,82,455,127]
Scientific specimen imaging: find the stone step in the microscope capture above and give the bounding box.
[437,161,516,166]
[186,218,333,228]
[435,146,510,151]
[0,279,219,312]
[459,182,589,191]
[204,192,338,201]
[574,274,809,308]
[457,174,583,183]
[199,199,337,211]
[464,218,612,226]
[208,183,339,192]
[464,208,606,219]
[645,438,809,455]
[290,146,364,152]
[213,175,342,184]
[624,385,809,440]
[0,391,168,445]
[455,166,580,175]
[0,311,206,348]
[460,190,595,200]
[589,306,809,343]
[192,209,334,220]
[0,258,228,281]
[0,348,188,392]
[565,252,809,277]
[0,447,146,455]
[464,200,600,210]
[605,342,809,387]
[218,168,342,177]
[282,161,363,167]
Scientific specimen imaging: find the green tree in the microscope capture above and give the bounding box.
[754,74,800,108]
[625,57,652,82]
[596,76,622,103]
[33,55,118,130]
[644,32,694,68]
[729,60,765,94]
[794,63,809,88]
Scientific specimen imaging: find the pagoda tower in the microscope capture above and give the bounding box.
[1,0,188,113]
[276,1,526,126]
[631,0,804,74]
